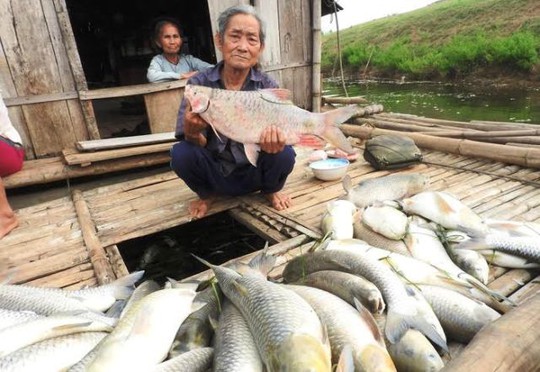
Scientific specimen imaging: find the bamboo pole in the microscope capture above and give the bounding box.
[72,189,115,284]
[443,292,540,371]
[322,96,369,105]
[311,0,321,113]
[341,124,540,169]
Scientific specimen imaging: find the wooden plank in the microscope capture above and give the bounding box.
[228,207,287,244]
[105,245,129,279]
[256,0,280,68]
[76,132,176,152]
[78,80,186,100]
[3,91,78,107]
[510,274,540,305]
[487,269,536,297]
[143,89,183,133]
[63,142,175,166]
[3,153,170,189]
[72,189,115,284]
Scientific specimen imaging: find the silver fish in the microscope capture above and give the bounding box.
[153,347,213,372]
[198,257,332,372]
[287,284,396,372]
[321,200,357,240]
[418,285,500,343]
[185,84,357,166]
[290,270,385,314]
[86,284,201,371]
[342,173,430,208]
[361,204,409,240]
[282,249,448,350]
[353,219,411,256]
[213,301,263,372]
[0,314,113,358]
[0,309,41,331]
[0,331,106,372]
[456,234,540,264]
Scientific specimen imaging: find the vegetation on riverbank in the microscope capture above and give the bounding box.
[322,0,540,81]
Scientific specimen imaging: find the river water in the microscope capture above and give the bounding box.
[323,80,540,125]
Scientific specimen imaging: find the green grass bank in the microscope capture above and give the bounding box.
[322,0,540,82]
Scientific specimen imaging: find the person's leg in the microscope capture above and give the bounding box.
[0,177,17,239]
[258,146,296,211]
[0,141,23,239]
[170,141,225,218]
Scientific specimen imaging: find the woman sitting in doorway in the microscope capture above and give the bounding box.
[0,92,24,239]
[147,18,213,83]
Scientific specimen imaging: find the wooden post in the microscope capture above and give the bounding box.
[72,189,116,284]
[312,0,322,113]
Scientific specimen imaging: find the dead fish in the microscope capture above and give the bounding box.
[0,331,107,372]
[373,314,444,372]
[342,173,430,208]
[485,219,540,237]
[213,300,263,372]
[282,249,448,351]
[0,309,41,331]
[417,285,500,343]
[197,257,332,372]
[361,204,409,240]
[400,191,489,237]
[456,234,540,265]
[184,84,357,166]
[321,200,357,240]
[443,230,490,284]
[353,218,411,256]
[290,270,385,314]
[287,284,396,372]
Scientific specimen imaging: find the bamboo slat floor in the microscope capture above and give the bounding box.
[1,141,539,312]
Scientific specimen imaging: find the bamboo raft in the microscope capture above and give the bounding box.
[2,109,540,369]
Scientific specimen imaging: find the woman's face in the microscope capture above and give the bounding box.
[158,23,182,55]
[218,14,263,70]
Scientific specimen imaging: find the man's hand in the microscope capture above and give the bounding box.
[184,102,208,147]
[180,71,198,80]
[259,125,286,154]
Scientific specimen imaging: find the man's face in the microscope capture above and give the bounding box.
[218,14,264,70]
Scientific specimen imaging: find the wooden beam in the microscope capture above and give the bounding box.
[76,132,176,152]
[79,80,186,101]
[72,189,115,284]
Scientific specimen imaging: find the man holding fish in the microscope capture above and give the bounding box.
[171,5,357,219]
[171,5,296,218]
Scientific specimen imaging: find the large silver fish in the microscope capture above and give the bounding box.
[456,234,540,264]
[282,249,448,350]
[198,257,332,372]
[0,331,106,372]
[291,270,385,314]
[184,84,357,166]
[0,309,41,331]
[213,300,263,372]
[342,173,430,208]
[287,284,396,372]
[320,200,357,240]
[418,285,500,343]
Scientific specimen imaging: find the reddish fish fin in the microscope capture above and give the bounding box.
[320,105,358,154]
[259,89,294,104]
[244,143,260,167]
[297,134,325,149]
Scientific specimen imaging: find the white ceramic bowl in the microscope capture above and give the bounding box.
[309,158,350,181]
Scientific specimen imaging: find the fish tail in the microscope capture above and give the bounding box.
[320,105,358,154]
[248,244,277,276]
[109,271,145,299]
[464,274,517,306]
[385,307,448,352]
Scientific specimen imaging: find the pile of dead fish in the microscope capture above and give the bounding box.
[1,173,539,371]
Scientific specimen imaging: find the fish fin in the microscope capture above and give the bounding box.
[232,280,250,297]
[386,303,449,352]
[320,105,357,154]
[259,88,294,104]
[107,271,145,299]
[353,298,385,346]
[244,143,260,166]
[297,134,326,149]
[248,244,277,277]
[208,314,219,331]
[208,123,223,142]
[335,344,355,372]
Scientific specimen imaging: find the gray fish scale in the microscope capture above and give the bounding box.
[0,309,42,330]
[154,347,213,372]
[213,301,262,372]
[214,267,322,361]
[204,89,320,144]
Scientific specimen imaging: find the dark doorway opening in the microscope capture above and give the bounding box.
[65,0,216,138]
[118,212,267,284]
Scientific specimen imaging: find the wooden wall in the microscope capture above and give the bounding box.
[0,0,98,159]
[206,0,313,110]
